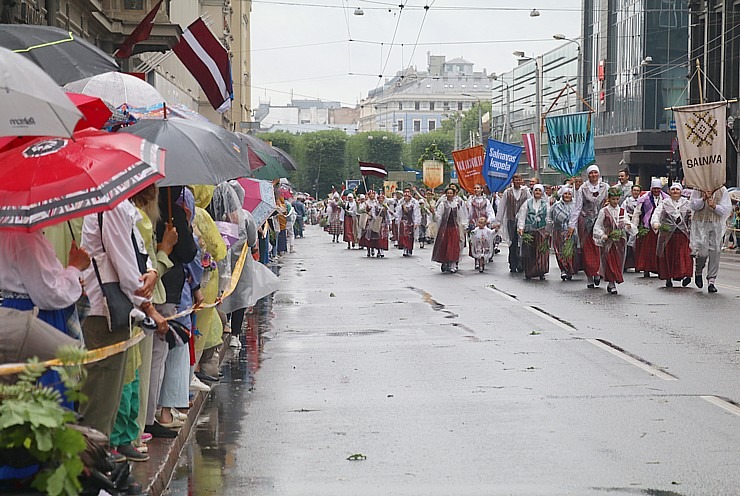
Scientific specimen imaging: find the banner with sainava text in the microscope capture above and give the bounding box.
[545,111,595,176]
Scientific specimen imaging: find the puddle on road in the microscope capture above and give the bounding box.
[407,286,458,318]
[163,291,276,496]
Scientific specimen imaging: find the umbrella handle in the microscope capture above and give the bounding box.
[167,187,173,224]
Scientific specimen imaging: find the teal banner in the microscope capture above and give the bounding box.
[545,112,595,176]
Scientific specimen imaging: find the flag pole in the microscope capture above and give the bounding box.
[359,158,369,193]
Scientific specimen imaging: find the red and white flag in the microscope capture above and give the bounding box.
[359,160,387,178]
[522,133,538,171]
[173,18,232,113]
[114,0,163,59]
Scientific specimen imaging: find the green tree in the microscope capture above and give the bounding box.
[255,130,297,155]
[404,130,454,168]
[439,101,493,146]
[345,131,404,179]
[295,130,348,198]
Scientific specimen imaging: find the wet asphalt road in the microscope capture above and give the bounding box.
[166,226,740,496]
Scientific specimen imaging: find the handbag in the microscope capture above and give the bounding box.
[90,213,134,332]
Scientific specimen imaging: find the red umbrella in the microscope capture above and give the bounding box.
[0,128,165,232]
[236,178,277,227]
[0,93,112,152]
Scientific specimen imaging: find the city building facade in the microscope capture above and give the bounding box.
[358,54,492,142]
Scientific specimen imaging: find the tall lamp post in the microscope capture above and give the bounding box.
[491,73,510,141]
[461,93,483,146]
[553,34,582,112]
[513,51,542,172]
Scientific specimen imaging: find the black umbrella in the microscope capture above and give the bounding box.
[0,25,119,85]
[119,117,251,187]
[273,146,299,171]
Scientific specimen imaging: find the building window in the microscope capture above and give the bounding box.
[428,120,436,131]
[414,101,420,110]
[443,102,450,110]
[398,102,403,110]
[397,120,403,132]
[458,102,463,111]
[124,0,145,9]
[429,101,435,111]
[413,120,421,132]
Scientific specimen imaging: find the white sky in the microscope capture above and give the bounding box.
[249,0,583,110]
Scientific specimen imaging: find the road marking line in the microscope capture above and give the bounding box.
[485,285,518,302]
[715,282,740,292]
[524,305,576,332]
[585,339,678,381]
[700,396,740,417]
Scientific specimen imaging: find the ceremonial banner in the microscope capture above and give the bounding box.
[422,160,444,189]
[545,111,595,176]
[482,138,524,193]
[452,145,485,193]
[383,181,398,197]
[674,101,726,191]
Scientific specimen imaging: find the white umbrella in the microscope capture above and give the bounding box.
[0,46,82,138]
[64,71,166,108]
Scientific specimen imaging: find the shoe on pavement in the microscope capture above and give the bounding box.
[195,371,219,383]
[708,283,718,293]
[229,335,242,349]
[144,422,177,439]
[665,279,673,288]
[682,277,692,287]
[190,376,211,392]
[593,276,601,287]
[117,443,150,462]
[109,449,127,464]
[140,433,153,443]
[155,415,184,429]
[695,274,704,288]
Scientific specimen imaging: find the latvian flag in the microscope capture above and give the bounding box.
[173,18,233,113]
[359,161,388,178]
[522,133,538,171]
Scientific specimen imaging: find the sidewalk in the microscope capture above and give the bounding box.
[131,342,232,496]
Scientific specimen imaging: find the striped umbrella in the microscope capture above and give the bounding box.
[0,128,164,232]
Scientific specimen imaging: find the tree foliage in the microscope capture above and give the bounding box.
[345,131,404,179]
[439,101,493,146]
[404,130,454,168]
[294,129,348,198]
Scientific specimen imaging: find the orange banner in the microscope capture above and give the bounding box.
[422,160,444,190]
[452,145,485,194]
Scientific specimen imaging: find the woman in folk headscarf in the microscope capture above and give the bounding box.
[326,192,343,243]
[517,184,550,280]
[569,164,609,288]
[432,186,467,273]
[548,185,580,281]
[341,193,358,249]
[651,183,693,288]
[593,187,637,294]
[632,178,668,277]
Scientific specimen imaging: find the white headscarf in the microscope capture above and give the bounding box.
[532,184,545,194]
[669,182,682,191]
[650,178,662,189]
[586,165,600,175]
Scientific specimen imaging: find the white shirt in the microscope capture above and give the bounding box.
[395,198,421,225]
[593,205,636,245]
[0,231,82,310]
[82,201,152,316]
[516,197,547,231]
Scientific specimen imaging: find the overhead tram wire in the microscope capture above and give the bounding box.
[402,0,435,76]
[373,0,407,93]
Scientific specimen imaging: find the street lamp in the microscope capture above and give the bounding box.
[461,93,483,146]
[513,52,543,171]
[491,73,510,141]
[553,33,582,111]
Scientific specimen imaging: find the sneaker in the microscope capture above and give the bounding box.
[682,277,692,287]
[109,449,127,463]
[708,283,718,293]
[229,335,242,349]
[195,371,219,383]
[190,376,211,392]
[117,443,150,462]
[144,422,177,439]
[140,433,153,443]
[155,415,184,429]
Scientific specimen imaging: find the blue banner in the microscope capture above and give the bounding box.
[482,138,524,193]
[545,112,595,176]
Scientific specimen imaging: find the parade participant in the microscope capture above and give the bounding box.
[341,193,358,249]
[494,173,531,273]
[528,177,540,190]
[573,176,584,192]
[651,183,693,288]
[360,190,389,258]
[395,187,421,257]
[467,183,495,229]
[326,193,343,243]
[415,190,431,249]
[390,191,402,247]
[470,216,494,272]
[593,187,637,294]
[432,186,467,273]
[517,184,550,280]
[614,168,634,205]
[569,164,609,288]
[375,193,392,257]
[356,194,367,244]
[632,178,668,277]
[622,184,642,271]
[689,185,731,293]
[548,186,579,281]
